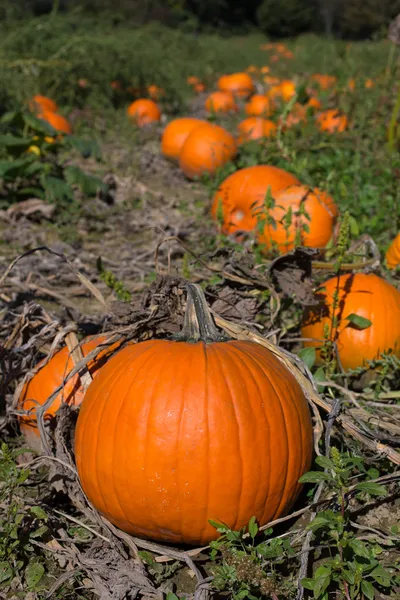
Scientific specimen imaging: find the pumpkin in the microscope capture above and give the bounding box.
[18,335,121,452]
[194,82,206,93]
[263,75,281,86]
[127,99,161,127]
[306,96,322,111]
[257,185,338,253]
[301,273,400,371]
[29,95,58,114]
[246,65,258,73]
[211,165,300,235]
[38,111,72,135]
[237,117,277,144]
[75,284,313,545]
[347,78,356,91]
[280,103,307,129]
[161,118,205,162]
[147,85,164,99]
[245,94,272,117]
[386,233,400,269]
[179,123,237,180]
[205,91,238,114]
[310,74,337,90]
[316,109,348,134]
[260,66,270,74]
[187,76,200,85]
[217,72,254,99]
[365,79,374,89]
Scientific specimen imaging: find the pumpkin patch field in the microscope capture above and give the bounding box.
[1,11,400,600]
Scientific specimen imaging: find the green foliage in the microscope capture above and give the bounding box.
[0,443,49,593]
[257,0,315,37]
[96,257,132,302]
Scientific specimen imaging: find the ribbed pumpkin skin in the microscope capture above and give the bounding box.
[386,233,400,269]
[127,99,161,127]
[39,111,72,135]
[30,95,58,114]
[161,118,205,162]
[179,123,237,180]
[237,118,277,144]
[75,339,313,545]
[301,273,400,371]
[205,91,238,113]
[217,73,254,98]
[211,165,300,235]
[257,185,339,253]
[316,109,347,133]
[19,336,119,451]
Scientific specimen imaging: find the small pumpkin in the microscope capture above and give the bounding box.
[316,109,348,134]
[29,95,58,114]
[18,335,121,452]
[147,85,164,99]
[161,118,205,162]
[257,185,338,253]
[305,96,322,111]
[310,74,337,90]
[193,82,206,93]
[179,123,237,180]
[217,72,254,99]
[38,111,72,135]
[245,94,272,117]
[205,91,238,114]
[365,78,374,89]
[280,103,307,129]
[237,117,277,144]
[127,99,161,127]
[75,284,313,545]
[301,273,400,371]
[386,233,400,269]
[211,165,300,235]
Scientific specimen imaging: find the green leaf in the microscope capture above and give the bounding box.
[361,580,375,600]
[248,516,258,539]
[370,566,392,587]
[23,113,56,136]
[342,569,355,585]
[42,175,74,203]
[315,456,335,470]
[298,347,316,369]
[349,539,370,558]
[30,525,49,539]
[208,519,230,532]
[299,471,331,484]
[301,577,315,590]
[0,562,13,584]
[25,562,44,589]
[345,313,372,330]
[0,157,36,178]
[30,506,48,521]
[0,134,32,149]
[355,482,387,497]
[313,565,332,598]
[64,165,104,197]
[66,136,101,159]
[166,594,179,600]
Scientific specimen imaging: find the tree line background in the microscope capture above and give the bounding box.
[1,0,400,38]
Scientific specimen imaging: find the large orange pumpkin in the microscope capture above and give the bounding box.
[316,109,348,133]
[257,185,338,253]
[179,123,237,180]
[38,111,72,135]
[301,273,400,371]
[386,233,400,269]
[127,99,161,127]
[30,95,58,114]
[211,165,300,235]
[217,72,254,99]
[205,91,238,114]
[161,118,205,162]
[245,94,272,117]
[18,336,120,451]
[237,117,277,144]
[75,284,313,545]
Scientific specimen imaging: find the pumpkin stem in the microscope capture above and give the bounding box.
[179,283,226,343]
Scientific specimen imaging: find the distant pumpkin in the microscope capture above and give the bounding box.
[245,94,272,117]
[161,118,205,162]
[211,165,300,234]
[205,91,238,114]
[147,85,164,99]
[127,99,161,127]
[311,74,337,90]
[257,185,339,253]
[29,95,58,114]
[38,111,72,135]
[301,273,400,371]
[237,117,277,144]
[217,72,254,99]
[386,233,400,269]
[179,123,237,180]
[316,109,348,133]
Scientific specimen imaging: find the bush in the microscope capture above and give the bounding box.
[256,0,316,37]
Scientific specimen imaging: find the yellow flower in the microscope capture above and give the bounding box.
[27,145,41,156]
[44,136,55,144]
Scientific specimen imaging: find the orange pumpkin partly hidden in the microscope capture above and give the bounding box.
[237,117,277,144]
[311,74,337,90]
[18,336,120,451]
[268,80,296,103]
[386,233,400,269]
[257,185,338,253]
[30,95,58,114]
[211,165,300,235]
[179,123,237,180]
[147,85,164,99]
[38,111,72,135]
[316,109,348,133]
[205,91,238,114]
[280,103,307,129]
[127,99,161,127]
[75,284,313,545]
[217,72,254,99]
[245,94,272,117]
[301,274,400,371]
[161,118,205,162]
